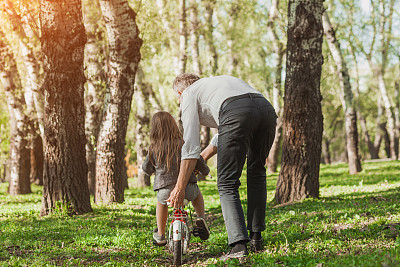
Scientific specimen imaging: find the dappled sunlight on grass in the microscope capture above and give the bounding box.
[0,160,400,266]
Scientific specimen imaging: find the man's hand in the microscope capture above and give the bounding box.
[168,158,198,208]
[167,185,185,208]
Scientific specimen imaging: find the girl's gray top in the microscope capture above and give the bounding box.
[142,153,209,191]
[180,75,262,160]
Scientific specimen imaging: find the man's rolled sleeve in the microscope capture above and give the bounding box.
[210,133,218,147]
[181,92,201,160]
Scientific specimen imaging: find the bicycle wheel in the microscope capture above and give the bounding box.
[173,240,182,266]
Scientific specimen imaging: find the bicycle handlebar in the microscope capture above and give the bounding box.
[166,199,189,207]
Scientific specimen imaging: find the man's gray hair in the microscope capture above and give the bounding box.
[173,73,200,93]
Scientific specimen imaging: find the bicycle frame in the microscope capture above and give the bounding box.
[168,206,191,266]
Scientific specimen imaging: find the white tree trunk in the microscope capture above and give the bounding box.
[83,0,106,195]
[322,12,362,173]
[0,35,31,195]
[203,0,218,75]
[4,0,44,137]
[95,0,142,204]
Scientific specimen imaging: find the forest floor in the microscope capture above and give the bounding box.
[1,160,400,266]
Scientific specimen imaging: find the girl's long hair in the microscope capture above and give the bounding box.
[148,111,183,171]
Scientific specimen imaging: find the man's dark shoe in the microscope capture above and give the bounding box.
[249,237,263,252]
[220,245,248,261]
[193,217,210,240]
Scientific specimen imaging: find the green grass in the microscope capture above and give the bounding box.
[1,161,400,266]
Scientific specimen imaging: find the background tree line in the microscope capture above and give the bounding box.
[0,0,399,214]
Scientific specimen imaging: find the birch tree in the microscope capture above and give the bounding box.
[202,0,218,76]
[322,12,362,174]
[95,0,142,204]
[83,0,106,195]
[0,33,31,195]
[178,0,188,75]
[349,0,397,159]
[2,0,44,186]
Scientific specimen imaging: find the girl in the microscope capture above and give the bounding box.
[142,111,210,246]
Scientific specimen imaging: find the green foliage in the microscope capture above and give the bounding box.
[1,161,400,266]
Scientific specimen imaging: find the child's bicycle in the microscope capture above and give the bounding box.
[167,199,206,266]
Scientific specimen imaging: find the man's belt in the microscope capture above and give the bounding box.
[221,93,264,110]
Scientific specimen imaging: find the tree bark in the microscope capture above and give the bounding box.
[190,0,209,180]
[40,0,92,215]
[322,12,361,174]
[189,0,201,75]
[379,0,397,159]
[178,0,188,75]
[0,34,31,195]
[227,2,239,76]
[348,36,376,160]
[275,0,324,204]
[30,134,43,185]
[380,123,391,158]
[373,98,385,158]
[203,0,218,76]
[395,81,399,158]
[322,138,331,164]
[83,0,106,195]
[95,0,142,204]
[135,67,151,187]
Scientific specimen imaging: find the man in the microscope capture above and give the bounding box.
[167,74,277,259]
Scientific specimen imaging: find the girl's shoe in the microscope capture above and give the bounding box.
[153,228,167,246]
[153,232,167,246]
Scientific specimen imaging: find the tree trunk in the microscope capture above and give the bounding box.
[40,0,92,215]
[322,12,361,174]
[190,0,209,180]
[348,42,376,160]
[135,67,151,187]
[0,35,31,195]
[227,2,239,76]
[203,0,218,76]
[176,0,188,132]
[4,0,45,185]
[266,0,285,173]
[267,117,282,173]
[395,81,399,158]
[95,0,142,204]
[30,134,43,185]
[378,72,396,159]
[380,123,391,158]
[377,0,396,159]
[373,99,385,159]
[190,0,201,75]
[178,0,188,75]
[322,138,331,164]
[275,0,324,204]
[4,0,45,137]
[359,112,377,159]
[83,0,106,195]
